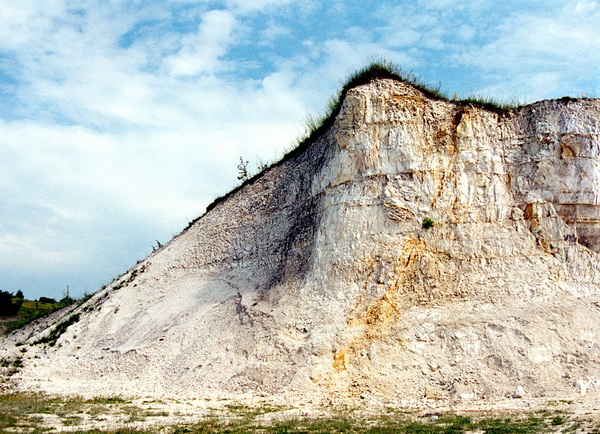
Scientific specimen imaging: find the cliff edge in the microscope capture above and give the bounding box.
[2,78,600,405]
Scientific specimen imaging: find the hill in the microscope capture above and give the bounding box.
[1,73,599,407]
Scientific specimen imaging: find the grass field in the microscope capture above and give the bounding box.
[1,391,597,433]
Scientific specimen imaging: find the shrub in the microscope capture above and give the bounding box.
[422,217,435,229]
[38,297,56,304]
[0,290,23,317]
[3,299,67,335]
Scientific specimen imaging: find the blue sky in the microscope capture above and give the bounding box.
[1,0,599,300]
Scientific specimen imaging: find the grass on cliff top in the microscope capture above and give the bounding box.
[293,59,515,157]
[0,391,592,433]
[199,60,514,219]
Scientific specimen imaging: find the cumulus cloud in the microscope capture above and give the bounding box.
[259,21,291,46]
[0,0,67,47]
[0,1,317,298]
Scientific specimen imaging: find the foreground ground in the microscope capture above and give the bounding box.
[1,392,600,433]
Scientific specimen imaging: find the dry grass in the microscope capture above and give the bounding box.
[1,391,598,433]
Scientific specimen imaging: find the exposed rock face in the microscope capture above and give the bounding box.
[3,79,600,404]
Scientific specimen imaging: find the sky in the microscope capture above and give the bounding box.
[1,0,599,300]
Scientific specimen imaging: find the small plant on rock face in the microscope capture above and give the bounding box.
[152,240,163,252]
[422,217,435,229]
[237,156,250,181]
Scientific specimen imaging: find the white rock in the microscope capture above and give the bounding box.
[513,385,526,398]
[3,79,600,406]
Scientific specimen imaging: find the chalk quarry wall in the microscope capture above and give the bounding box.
[4,79,600,404]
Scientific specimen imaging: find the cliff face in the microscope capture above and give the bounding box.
[4,79,600,404]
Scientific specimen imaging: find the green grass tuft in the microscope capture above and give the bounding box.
[294,59,442,150]
[460,94,518,112]
[422,217,435,230]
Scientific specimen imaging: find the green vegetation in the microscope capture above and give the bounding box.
[1,297,76,335]
[0,290,24,317]
[0,392,160,432]
[112,263,147,291]
[0,356,23,377]
[461,93,518,112]
[296,60,418,147]
[422,217,435,230]
[0,393,594,433]
[152,240,163,252]
[37,296,56,304]
[32,313,81,346]
[294,58,517,153]
[237,156,250,181]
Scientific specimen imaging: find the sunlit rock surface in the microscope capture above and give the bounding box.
[3,79,600,404]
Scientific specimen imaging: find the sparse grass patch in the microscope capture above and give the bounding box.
[32,313,80,346]
[223,402,290,417]
[168,410,582,433]
[0,392,157,432]
[0,356,23,377]
[0,391,595,433]
[460,94,519,112]
[90,397,128,405]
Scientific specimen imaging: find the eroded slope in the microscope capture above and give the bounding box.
[3,79,599,405]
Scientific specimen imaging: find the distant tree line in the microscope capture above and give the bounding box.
[0,290,77,318]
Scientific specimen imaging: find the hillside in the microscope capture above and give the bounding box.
[1,76,599,407]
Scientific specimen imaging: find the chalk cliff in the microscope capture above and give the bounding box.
[3,78,600,404]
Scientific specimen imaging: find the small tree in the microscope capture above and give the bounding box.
[59,286,75,306]
[59,295,76,306]
[15,289,24,299]
[237,156,249,181]
[0,290,23,317]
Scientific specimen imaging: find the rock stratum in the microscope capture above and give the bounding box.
[3,78,600,405]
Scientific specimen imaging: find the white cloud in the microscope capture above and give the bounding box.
[165,9,239,76]
[259,21,290,45]
[225,0,296,13]
[0,0,67,47]
[0,1,372,297]
[457,24,476,42]
[452,2,600,100]
[416,0,489,11]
